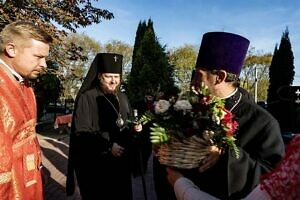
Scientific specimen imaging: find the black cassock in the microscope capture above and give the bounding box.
[186,88,285,199]
[66,86,137,200]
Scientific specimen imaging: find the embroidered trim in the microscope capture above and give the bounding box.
[13,133,36,150]
[12,119,37,150]
[260,135,300,199]
[25,180,37,187]
[0,172,12,184]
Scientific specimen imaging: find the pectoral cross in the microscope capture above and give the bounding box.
[114,56,118,62]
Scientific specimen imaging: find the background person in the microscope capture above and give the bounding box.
[0,21,52,200]
[66,53,142,200]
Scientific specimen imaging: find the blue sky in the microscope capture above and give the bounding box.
[78,0,300,85]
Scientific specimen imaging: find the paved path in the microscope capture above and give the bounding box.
[38,134,157,200]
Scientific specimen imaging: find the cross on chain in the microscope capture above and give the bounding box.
[295,89,300,104]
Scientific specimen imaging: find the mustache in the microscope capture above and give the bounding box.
[40,67,48,75]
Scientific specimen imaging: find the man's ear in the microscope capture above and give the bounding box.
[216,70,227,83]
[5,43,17,57]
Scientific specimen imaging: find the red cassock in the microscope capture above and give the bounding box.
[0,66,43,200]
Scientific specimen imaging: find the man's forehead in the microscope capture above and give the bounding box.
[195,67,210,72]
[194,68,209,76]
[102,73,120,76]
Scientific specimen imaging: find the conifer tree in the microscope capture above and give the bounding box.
[127,19,178,105]
[267,27,295,132]
[132,21,147,64]
[267,45,279,103]
[267,27,295,103]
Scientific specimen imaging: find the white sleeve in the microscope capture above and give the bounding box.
[243,184,271,200]
[174,177,219,200]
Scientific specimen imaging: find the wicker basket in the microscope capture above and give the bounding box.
[154,135,211,169]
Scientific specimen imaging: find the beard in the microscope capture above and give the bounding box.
[100,84,119,94]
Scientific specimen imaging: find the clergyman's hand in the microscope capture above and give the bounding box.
[111,142,124,157]
[198,145,223,173]
[166,167,183,187]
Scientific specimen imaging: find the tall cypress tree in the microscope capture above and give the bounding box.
[127,20,147,102]
[132,21,147,64]
[267,27,295,132]
[126,21,147,95]
[277,28,295,85]
[127,19,178,105]
[267,45,279,104]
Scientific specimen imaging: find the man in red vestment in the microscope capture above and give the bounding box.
[0,21,52,200]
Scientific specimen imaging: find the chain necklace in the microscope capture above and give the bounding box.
[102,93,124,128]
[229,93,242,112]
[224,89,242,112]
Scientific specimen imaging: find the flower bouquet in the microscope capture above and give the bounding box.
[139,83,239,169]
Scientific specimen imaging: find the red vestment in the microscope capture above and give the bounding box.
[260,134,300,200]
[0,64,43,200]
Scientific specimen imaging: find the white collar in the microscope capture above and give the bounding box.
[221,88,238,99]
[0,58,24,83]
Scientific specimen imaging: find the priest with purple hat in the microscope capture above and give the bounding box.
[163,32,285,200]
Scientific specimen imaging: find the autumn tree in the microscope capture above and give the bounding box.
[0,0,113,65]
[61,35,133,100]
[0,0,114,117]
[168,44,198,92]
[60,33,101,101]
[240,47,272,101]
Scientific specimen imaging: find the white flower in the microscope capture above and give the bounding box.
[155,100,171,114]
[203,130,214,145]
[212,114,221,125]
[173,100,192,111]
